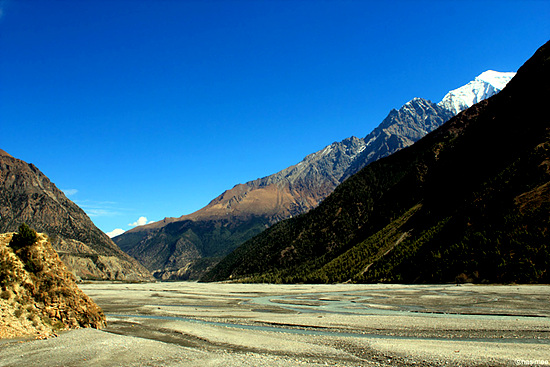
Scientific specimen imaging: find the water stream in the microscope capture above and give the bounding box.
[245,289,549,320]
[107,313,549,345]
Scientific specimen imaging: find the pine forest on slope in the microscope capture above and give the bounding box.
[202,40,550,284]
[114,70,515,280]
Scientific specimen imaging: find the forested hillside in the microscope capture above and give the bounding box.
[202,40,550,284]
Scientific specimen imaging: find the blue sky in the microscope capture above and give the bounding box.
[1,0,548,236]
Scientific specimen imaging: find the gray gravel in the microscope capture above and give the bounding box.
[1,283,549,367]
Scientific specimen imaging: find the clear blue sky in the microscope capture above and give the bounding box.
[1,0,548,236]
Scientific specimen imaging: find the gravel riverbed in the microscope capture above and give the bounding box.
[1,283,549,366]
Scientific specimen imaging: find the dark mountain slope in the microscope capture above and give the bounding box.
[202,40,550,284]
[115,98,454,280]
[0,152,152,281]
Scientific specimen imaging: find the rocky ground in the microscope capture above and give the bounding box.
[0,232,105,339]
[0,282,549,366]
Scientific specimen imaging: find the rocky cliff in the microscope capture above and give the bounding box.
[342,98,454,179]
[0,151,152,281]
[0,228,106,338]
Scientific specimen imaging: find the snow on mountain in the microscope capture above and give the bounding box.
[476,70,516,90]
[438,70,515,115]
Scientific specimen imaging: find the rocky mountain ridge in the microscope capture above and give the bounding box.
[115,70,514,280]
[0,152,152,281]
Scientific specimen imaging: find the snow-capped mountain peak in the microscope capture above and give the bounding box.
[438,70,515,115]
[476,70,516,89]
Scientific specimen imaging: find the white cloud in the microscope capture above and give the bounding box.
[106,228,125,238]
[0,0,11,21]
[84,208,120,217]
[77,200,123,217]
[129,216,149,227]
[62,188,78,197]
[0,1,5,20]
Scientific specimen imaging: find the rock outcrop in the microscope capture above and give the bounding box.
[0,151,153,281]
[0,230,106,339]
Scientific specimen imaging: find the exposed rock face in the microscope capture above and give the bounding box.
[0,153,152,281]
[115,73,511,280]
[0,232,106,338]
[189,135,374,223]
[342,98,454,179]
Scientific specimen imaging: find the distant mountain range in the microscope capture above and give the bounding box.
[0,150,152,281]
[202,40,549,284]
[114,69,515,280]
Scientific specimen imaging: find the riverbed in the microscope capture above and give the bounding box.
[1,283,549,366]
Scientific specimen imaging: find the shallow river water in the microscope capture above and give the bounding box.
[1,282,549,367]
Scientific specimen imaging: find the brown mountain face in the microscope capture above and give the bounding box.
[0,150,12,158]
[116,101,454,280]
[178,144,360,222]
[115,136,371,279]
[0,230,105,338]
[132,137,370,232]
[0,152,152,281]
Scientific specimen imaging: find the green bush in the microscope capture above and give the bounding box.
[14,307,23,318]
[9,223,38,251]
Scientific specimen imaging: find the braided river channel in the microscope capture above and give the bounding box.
[2,282,549,366]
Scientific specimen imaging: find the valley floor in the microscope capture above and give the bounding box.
[1,283,549,366]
